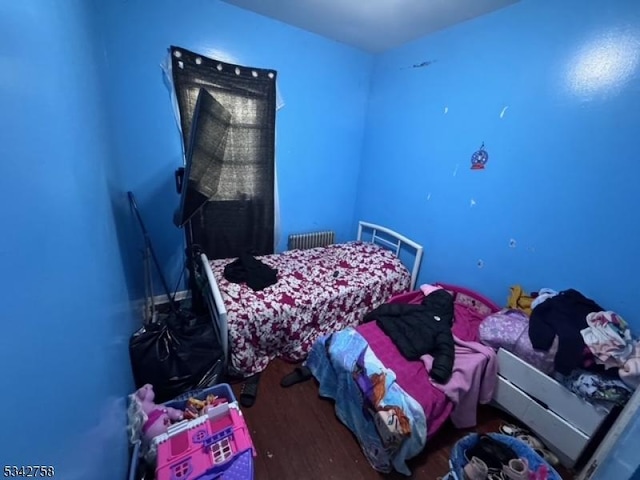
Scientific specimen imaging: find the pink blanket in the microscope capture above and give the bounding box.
[421,335,498,428]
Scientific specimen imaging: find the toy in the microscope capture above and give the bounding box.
[154,400,255,480]
[135,384,184,422]
[183,393,224,420]
[133,384,184,442]
[142,409,172,440]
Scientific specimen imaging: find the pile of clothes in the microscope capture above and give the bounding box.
[489,286,637,408]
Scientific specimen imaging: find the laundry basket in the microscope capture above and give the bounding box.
[446,433,562,480]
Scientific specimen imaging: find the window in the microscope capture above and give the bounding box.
[170,434,189,457]
[210,438,233,464]
[171,460,193,479]
[192,429,207,443]
[171,46,277,260]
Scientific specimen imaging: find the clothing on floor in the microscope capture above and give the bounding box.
[528,289,604,375]
[223,252,278,291]
[421,335,498,428]
[363,289,455,383]
[580,311,634,369]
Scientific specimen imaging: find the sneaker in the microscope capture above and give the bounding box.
[487,474,505,480]
[502,458,529,480]
[499,423,528,437]
[464,456,489,480]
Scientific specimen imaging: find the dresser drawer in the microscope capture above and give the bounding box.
[494,376,589,466]
[497,348,605,435]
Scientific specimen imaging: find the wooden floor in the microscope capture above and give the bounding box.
[232,359,573,480]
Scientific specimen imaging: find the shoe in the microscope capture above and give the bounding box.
[280,366,312,387]
[516,434,544,450]
[464,456,489,480]
[239,373,261,408]
[502,458,529,480]
[534,447,560,466]
[499,422,528,437]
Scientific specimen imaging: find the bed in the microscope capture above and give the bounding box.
[305,284,501,475]
[196,221,424,376]
[492,348,612,468]
[479,309,627,468]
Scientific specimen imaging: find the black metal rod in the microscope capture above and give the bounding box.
[127,191,177,313]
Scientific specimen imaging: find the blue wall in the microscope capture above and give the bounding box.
[355,0,640,328]
[0,1,137,478]
[94,0,373,298]
[592,407,640,480]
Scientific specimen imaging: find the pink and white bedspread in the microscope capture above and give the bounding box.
[209,241,411,375]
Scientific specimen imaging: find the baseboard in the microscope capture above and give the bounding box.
[136,290,191,320]
[150,290,191,306]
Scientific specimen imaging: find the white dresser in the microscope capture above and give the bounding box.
[492,348,609,467]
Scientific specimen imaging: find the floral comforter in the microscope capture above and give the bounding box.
[209,241,410,375]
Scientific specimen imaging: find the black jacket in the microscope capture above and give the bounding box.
[529,289,604,375]
[363,289,455,383]
[223,253,278,291]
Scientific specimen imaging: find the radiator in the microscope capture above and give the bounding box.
[287,230,335,250]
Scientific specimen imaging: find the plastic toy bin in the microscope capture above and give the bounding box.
[447,433,561,480]
[128,383,251,480]
[165,383,236,411]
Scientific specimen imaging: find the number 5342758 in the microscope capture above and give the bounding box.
[3,466,55,477]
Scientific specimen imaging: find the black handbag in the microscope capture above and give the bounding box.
[129,314,225,403]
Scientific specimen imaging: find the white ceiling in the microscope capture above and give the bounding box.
[222,0,518,53]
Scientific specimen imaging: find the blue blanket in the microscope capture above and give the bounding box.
[305,327,426,475]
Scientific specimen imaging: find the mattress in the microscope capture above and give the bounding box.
[209,241,410,375]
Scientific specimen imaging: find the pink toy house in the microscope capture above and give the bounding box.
[155,401,255,480]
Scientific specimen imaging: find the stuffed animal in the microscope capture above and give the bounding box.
[135,384,184,422]
[133,384,184,442]
[142,408,172,441]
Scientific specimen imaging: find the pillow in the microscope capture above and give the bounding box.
[479,308,557,374]
[419,284,443,297]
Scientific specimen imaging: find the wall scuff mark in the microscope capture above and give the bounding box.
[412,60,436,68]
[403,60,437,69]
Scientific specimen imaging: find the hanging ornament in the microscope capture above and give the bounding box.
[470,142,489,170]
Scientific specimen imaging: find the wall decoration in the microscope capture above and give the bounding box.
[471,142,489,170]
